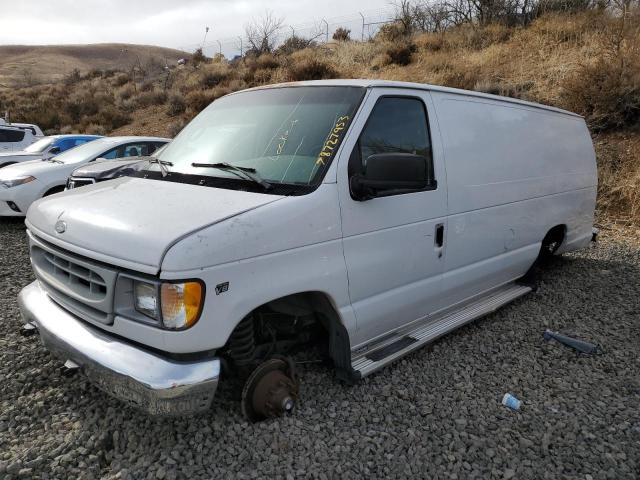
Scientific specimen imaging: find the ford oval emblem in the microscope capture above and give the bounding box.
[55,220,66,234]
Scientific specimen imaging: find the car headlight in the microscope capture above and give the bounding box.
[133,280,204,330]
[1,176,36,188]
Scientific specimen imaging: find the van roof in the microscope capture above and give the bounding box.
[244,79,581,118]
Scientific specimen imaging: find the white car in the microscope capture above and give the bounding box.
[0,119,44,152]
[0,136,169,216]
[18,80,596,420]
[0,134,102,168]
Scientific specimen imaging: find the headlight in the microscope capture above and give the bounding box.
[133,280,204,330]
[1,176,36,188]
[134,281,159,319]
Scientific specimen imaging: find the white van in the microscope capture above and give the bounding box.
[0,119,44,152]
[18,80,597,420]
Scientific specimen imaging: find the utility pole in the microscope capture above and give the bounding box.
[359,12,365,41]
[321,19,329,43]
[217,40,222,57]
[202,26,210,48]
[238,36,243,56]
[289,26,295,38]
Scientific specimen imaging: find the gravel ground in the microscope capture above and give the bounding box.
[0,218,638,480]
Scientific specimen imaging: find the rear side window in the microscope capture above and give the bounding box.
[99,147,122,160]
[0,128,26,143]
[358,97,432,168]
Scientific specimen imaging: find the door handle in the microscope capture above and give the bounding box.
[435,223,444,250]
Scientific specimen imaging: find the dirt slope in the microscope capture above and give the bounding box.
[0,43,188,87]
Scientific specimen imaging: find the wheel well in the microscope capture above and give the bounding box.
[542,224,566,254]
[0,161,17,168]
[221,292,357,383]
[43,185,66,197]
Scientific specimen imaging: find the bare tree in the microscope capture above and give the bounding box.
[244,11,285,55]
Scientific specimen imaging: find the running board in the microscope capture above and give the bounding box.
[352,283,531,377]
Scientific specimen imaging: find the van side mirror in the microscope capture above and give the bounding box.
[350,153,434,200]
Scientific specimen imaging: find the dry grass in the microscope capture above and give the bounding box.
[0,43,187,87]
[0,10,639,222]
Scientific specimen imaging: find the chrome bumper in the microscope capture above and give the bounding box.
[18,281,220,416]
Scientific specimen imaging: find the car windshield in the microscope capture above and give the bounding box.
[155,86,365,187]
[23,137,55,153]
[54,138,116,164]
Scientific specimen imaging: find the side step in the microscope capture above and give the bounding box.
[352,283,531,377]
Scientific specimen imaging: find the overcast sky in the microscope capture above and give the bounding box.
[0,0,392,53]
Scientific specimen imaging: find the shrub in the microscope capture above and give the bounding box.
[112,73,130,87]
[201,64,231,88]
[117,84,136,101]
[384,42,416,66]
[167,119,188,138]
[192,48,208,66]
[185,90,215,113]
[286,51,338,81]
[64,69,81,85]
[277,36,315,55]
[376,22,408,42]
[561,54,640,131]
[136,90,167,108]
[166,94,186,117]
[93,106,130,130]
[333,27,351,42]
[256,53,280,70]
[140,81,154,92]
[84,123,107,135]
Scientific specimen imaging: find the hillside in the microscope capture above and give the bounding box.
[0,8,638,222]
[0,43,189,87]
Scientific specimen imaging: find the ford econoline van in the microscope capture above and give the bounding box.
[18,80,597,420]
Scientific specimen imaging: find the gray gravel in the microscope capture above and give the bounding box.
[1,218,639,479]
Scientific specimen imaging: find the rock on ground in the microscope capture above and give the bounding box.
[0,218,638,479]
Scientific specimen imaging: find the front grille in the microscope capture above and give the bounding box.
[41,250,107,299]
[29,233,119,325]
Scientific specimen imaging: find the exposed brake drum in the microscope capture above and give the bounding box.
[241,357,299,422]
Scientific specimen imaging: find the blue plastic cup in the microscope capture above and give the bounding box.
[502,393,522,410]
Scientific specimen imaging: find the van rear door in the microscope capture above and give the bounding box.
[0,127,27,152]
[338,89,448,348]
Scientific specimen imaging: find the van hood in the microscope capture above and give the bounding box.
[26,176,284,274]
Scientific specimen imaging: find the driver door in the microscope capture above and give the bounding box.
[337,89,448,347]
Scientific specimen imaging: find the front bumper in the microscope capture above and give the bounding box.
[18,281,220,416]
[0,182,39,216]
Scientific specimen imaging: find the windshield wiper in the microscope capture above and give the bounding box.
[191,162,272,190]
[147,157,173,177]
[43,158,63,164]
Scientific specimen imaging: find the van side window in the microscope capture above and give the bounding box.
[357,97,432,173]
[0,128,26,143]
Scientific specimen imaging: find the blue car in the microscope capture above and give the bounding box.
[0,134,103,168]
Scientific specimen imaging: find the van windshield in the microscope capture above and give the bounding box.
[155,86,364,188]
